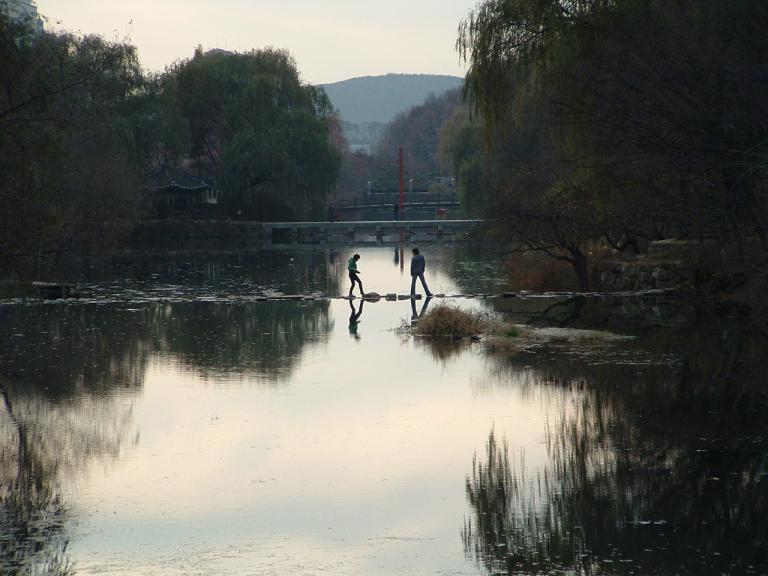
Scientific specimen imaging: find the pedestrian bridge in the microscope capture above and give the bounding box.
[263,219,483,243]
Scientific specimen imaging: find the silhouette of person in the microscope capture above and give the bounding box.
[409,247,432,297]
[411,294,433,323]
[347,253,364,297]
[348,299,364,340]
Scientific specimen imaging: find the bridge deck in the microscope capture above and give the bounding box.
[263,219,482,240]
[336,201,460,211]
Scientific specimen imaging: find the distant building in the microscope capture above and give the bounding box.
[0,0,44,33]
[146,164,221,219]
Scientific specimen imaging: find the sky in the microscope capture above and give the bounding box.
[36,0,477,85]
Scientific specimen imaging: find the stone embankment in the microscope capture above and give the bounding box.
[600,240,717,291]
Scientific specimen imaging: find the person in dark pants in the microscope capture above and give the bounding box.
[410,247,432,297]
[347,253,364,297]
[393,202,399,221]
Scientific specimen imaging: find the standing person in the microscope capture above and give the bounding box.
[410,247,432,297]
[347,253,365,297]
[392,202,399,221]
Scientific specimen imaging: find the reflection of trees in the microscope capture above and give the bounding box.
[464,323,768,575]
[0,254,336,570]
[149,301,332,381]
[0,305,145,574]
[0,373,138,575]
[0,306,150,397]
[78,250,340,298]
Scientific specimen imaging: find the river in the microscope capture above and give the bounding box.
[0,245,765,575]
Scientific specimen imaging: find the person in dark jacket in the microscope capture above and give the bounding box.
[409,247,432,297]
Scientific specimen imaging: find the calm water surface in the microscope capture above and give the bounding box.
[0,246,765,575]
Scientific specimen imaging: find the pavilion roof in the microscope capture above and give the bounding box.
[146,165,211,195]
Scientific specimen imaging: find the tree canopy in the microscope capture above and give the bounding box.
[0,15,147,256]
[455,0,768,288]
[161,48,341,221]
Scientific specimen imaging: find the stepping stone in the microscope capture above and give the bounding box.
[432,293,446,298]
[502,292,517,298]
[363,292,382,301]
[385,293,398,301]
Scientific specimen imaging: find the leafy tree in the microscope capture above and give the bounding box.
[456,0,768,287]
[161,48,341,220]
[0,16,148,259]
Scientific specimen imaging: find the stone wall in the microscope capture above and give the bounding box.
[600,240,719,291]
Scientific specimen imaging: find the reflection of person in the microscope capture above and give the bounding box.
[394,246,400,266]
[410,247,432,297]
[393,202,399,221]
[348,299,364,339]
[328,203,337,222]
[411,294,433,322]
[347,253,365,297]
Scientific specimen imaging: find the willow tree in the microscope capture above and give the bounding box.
[457,0,768,282]
[0,16,147,259]
[162,48,341,221]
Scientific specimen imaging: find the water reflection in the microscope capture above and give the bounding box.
[151,301,331,380]
[0,305,149,574]
[0,297,333,573]
[464,323,768,575]
[0,374,138,575]
[410,295,433,322]
[348,299,364,340]
[73,251,340,301]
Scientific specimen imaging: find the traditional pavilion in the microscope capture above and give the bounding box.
[146,165,220,219]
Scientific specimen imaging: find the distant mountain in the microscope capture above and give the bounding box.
[322,73,463,125]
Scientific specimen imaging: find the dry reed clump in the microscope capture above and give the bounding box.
[417,304,483,338]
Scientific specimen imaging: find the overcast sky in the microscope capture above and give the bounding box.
[37,0,477,84]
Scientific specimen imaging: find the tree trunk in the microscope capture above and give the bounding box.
[569,248,590,292]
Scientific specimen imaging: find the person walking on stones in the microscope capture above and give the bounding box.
[410,247,432,297]
[348,253,365,297]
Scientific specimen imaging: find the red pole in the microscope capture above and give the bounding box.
[398,147,404,220]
